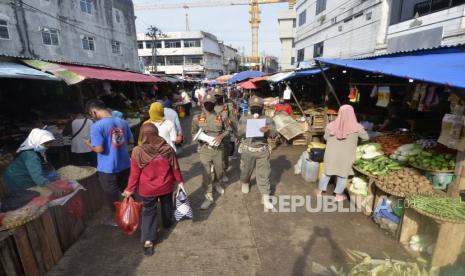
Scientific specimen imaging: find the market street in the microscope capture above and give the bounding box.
[47,111,409,276]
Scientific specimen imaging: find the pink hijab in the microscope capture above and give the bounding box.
[327,105,363,139]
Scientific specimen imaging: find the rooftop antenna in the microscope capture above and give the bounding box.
[184,4,190,31]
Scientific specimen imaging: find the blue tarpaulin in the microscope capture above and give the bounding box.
[316,48,465,89]
[0,62,58,81]
[228,70,265,84]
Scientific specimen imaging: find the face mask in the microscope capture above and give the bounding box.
[204,103,215,112]
[250,107,263,116]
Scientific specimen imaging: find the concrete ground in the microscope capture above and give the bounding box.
[47,109,409,276]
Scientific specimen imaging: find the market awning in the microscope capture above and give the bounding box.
[268,71,294,83]
[216,74,233,84]
[23,60,165,85]
[316,49,465,89]
[228,70,265,84]
[238,80,258,90]
[0,62,58,81]
[250,76,269,83]
[158,75,183,83]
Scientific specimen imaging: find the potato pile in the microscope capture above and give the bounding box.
[377,168,433,197]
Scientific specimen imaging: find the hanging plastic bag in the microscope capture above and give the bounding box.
[174,186,193,221]
[114,197,142,235]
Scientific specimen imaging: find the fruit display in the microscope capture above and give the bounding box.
[373,134,413,155]
[377,168,434,197]
[355,143,383,160]
[408,195,465,221]
[409,150,455,172]
[389,144,422,163]
[354,155,403,177]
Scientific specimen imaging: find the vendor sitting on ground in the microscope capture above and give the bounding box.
[3,129,65,196]
[274,98,293,116]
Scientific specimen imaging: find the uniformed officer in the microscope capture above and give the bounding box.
[237,96,277,210]
[213,88,237,182]
[192,93,231,210]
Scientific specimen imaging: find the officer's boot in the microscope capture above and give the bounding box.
[214,183,225,194]
[241,182,249,194]
[221,172,229,183]
[200,193,214,210]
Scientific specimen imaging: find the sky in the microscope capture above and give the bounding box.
[133,0,288,58]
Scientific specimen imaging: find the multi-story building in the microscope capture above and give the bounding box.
[387,0,465,53]
[0,0,139,71]
[278,9,296,70]
[239,55,279,73]
[289,0,465,64]
[137,31,238,79]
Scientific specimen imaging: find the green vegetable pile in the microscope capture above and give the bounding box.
[409,195,465,221]
[409,150,455,171]
[354,155,403,176]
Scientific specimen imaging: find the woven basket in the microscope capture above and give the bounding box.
[353,166,379,180]
[409,163,454,173]
[406,197,465,224]
[57,166,97,181]
[0,205,48,231]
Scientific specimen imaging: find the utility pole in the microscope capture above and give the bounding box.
[184,5,190,31]
[146,25,164,74]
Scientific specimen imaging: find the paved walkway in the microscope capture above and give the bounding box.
[47,111,408,276]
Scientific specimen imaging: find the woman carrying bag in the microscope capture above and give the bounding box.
[316,105,369,202]
[122,124,184,256]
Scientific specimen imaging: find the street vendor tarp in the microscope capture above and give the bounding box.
[228,70,265,84]
[268,71,294,83]
[159,75,183,83]
[268,68,326,82]
[0,62,58,81]
[316,49,465,89]
[23,60,165,85]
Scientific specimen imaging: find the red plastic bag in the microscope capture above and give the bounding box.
[114,197,142,235]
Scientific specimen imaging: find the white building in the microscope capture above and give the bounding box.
[290,0,465,64]
[0,0,139,70]
[278,9,296,70]
[137,31,238,79]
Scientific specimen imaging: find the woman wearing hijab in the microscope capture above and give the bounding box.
[123,124,184,256]
[316,105,369,201]
[139,102,177,150]
[3,129,64,195]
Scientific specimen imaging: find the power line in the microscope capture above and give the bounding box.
[10,1,137,48]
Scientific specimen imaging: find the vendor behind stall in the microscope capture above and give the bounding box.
[3,129,64,195]
[378,106,413,132]
[274,98,293,116]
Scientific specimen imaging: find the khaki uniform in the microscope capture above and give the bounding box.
[214,103,237,170]
[192,110,230,194]
[237,113,277,195]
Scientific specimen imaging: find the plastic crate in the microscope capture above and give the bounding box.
[425,172,454,190]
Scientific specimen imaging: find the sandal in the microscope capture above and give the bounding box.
[335,194,347,202]
[315,189,325,197]
[143,242,155,256]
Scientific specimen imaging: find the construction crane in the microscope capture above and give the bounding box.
[134,0,296,65]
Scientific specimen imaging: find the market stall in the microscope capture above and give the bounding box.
[315,46,465,268]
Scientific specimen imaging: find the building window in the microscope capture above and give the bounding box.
[0,20,10,39]
[292,19,296,28]
[313,41,324,58]
[184,40,201,48]
[42,27,59,46]
[165,40,181,48]
[298,10,306,26]
[297,48,305,62]
[115,10,121,23]
[390,0,465,25]
[138,42,144,49]
[80,0,92,14]
[82,36,95,51]
[291,57,295,65]
[145,41,161,49]
[366,12,372,20]
[166,56,183,65]
[185,55,203,65]
[111,40,121,54]
[316,0,326,15]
